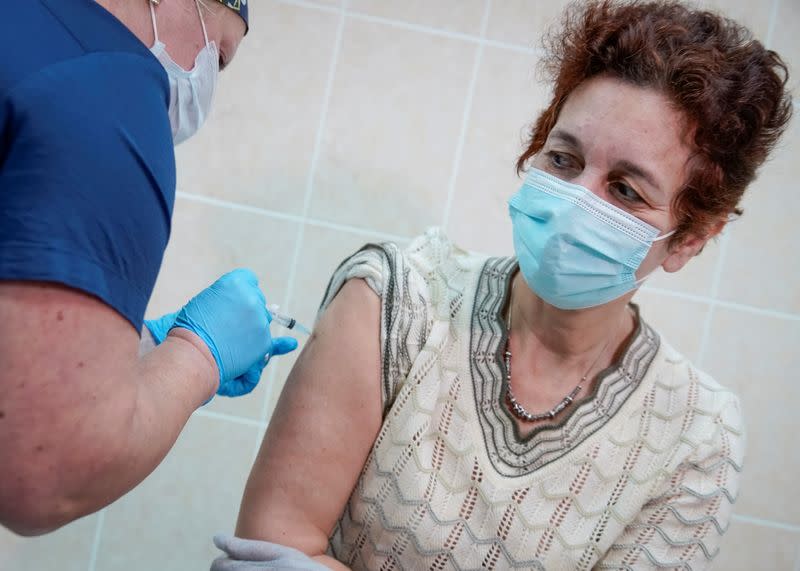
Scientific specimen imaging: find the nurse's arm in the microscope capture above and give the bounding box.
[235,279,383,570]
[0,281,218,536]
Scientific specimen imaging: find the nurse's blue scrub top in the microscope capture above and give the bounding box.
[0,0,176,330]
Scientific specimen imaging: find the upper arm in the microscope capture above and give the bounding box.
[236,279,383,555]
[0,281,140,532]
[595,394,744,570]
[0,52,174,531]
[0,282,140,423]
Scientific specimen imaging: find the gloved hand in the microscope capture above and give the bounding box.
[211,534,330,571]
[146,269,298,397]
[218,336,299,397]
[144,311,179,345]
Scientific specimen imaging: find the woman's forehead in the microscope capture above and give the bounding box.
[552,76,693,193]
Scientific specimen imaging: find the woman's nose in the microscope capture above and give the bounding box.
[570,171,607,201]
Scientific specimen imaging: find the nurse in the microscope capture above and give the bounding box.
[0,0,296,536]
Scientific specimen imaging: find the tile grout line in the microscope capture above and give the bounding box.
[441,0,493,231]
[178,188,800,322]
[178,191,800,322]
[281,0,347,315]
[695,303,716,370]
[304,217,410,243]
[482,37,541,56]
[192,405,270,470]
[766,0,781,47]
[345,10,485,45]
[732,513,800,534]
[297,0,348,222]
[696,231,731,367]
[343,8,539,56]
[708,230,731,296]
[86,509,105,571]
[258,204,301,432]
[711,298,800,322]
[258,354,282,425]
[176,191,410,244]
[175,191,305,224]
[640,285,717,306]
[276,0,341,15]
[641,285,800,322]
[193,408,266,429]
[179,188,800,322]
[286,0,794,62]
[254,0,348,444]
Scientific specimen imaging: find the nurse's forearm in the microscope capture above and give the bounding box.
[51,331,220,530]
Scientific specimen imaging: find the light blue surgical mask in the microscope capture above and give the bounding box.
[508,168,675,310]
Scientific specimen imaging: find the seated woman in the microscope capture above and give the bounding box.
[228,1,792,569]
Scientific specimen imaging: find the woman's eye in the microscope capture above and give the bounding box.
[611,181,644,203]
[548,151,574,170]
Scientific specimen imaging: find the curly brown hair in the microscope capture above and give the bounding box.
[516,0,793,243]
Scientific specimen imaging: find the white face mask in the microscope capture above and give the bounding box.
[149,0,219,145]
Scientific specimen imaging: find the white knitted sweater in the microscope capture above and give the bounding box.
[321,229,744,571]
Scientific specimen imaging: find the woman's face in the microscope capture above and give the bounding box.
[531,74,712,277]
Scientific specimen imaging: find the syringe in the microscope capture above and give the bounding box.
[268,305,311,336]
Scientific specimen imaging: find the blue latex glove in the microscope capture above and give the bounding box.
[217,336,300,397]
[144,311,179,344]
[146,269,298,397]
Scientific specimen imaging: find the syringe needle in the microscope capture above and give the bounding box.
[267,305,311,336]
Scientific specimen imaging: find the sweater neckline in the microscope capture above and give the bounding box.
[469,257,660,478]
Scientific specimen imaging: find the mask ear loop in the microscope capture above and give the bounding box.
[195,0,211,46]
[651,228,676,242]
[149,1,160,44]
[633,228,677,286]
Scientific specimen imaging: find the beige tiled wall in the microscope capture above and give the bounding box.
[3,0,798,569]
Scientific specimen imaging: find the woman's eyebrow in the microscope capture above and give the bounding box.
[549,129,583,151]
[613,159,663,195]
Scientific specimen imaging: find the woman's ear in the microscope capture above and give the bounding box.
[661,219,727,273]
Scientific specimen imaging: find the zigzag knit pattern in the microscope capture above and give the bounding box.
[322,229,744,571]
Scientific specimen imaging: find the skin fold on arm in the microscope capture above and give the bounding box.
[236,279,383,570]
